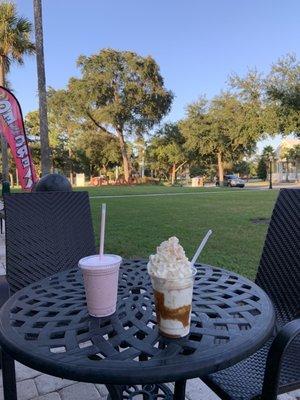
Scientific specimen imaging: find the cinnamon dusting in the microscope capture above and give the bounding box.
[153,290,191,328]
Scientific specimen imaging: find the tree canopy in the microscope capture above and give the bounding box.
[265,54,300,136]
[0,2,35,77]
[147,123,187,184]
[0,1,35,180]
[21,51,300,185]
[228,55,300,137]
[50,49,173,181]
[180,92,259,183]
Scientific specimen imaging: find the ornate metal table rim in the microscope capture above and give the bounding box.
[0,260,275,399]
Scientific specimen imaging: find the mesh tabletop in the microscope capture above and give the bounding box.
[0,260,275,385]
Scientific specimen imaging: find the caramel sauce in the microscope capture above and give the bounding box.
[153,290,191,329]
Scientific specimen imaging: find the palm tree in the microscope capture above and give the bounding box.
[262,146,276,189]
[33,0,51,175]
[0,1,35,181]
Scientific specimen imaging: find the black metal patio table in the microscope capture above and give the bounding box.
[0,260,275,400]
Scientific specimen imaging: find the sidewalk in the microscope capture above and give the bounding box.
[0,230,298,400]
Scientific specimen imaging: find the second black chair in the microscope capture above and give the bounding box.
[202,188,300,400]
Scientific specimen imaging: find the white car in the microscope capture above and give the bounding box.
[224,174,245,188]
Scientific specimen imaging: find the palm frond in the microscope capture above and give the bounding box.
[0,1,35,71]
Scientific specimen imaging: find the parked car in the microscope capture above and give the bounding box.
[216,174,245,188]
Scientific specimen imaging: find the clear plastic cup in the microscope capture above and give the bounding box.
[149,267,197,338]
[79,254,122,317]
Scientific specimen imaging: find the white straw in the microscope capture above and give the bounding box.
[99,203,106,258]
[191,229,213,266]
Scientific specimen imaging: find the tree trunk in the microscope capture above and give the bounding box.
[16,168,19,187]
[116,128,131,182]
[171,163,176,185]
[9,173,13,187]
[0,57,4,88]
[68,148,73,184]
[33,0,51,176]
[141,156,145,178]
[0,56,9,181]
[217,152,224,186]
[102,165,107,175]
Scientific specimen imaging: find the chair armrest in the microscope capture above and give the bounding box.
[0,275,9,308]
[261,318,300,400]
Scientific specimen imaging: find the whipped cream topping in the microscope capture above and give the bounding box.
[147,236,192,279]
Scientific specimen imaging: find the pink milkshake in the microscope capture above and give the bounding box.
[79,254,122,317]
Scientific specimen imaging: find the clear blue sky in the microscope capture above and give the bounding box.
[10,0,300,151]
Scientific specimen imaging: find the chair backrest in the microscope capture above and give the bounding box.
[255,189,300,325]
[4,191,96,294]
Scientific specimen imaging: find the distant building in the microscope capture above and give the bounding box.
[273,138,300,182]
[27,135,40,142]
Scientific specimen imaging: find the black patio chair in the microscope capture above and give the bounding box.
[0,191,96,398]
[0,191,96,391]
[202,188,300,400]
[0,191,96,297]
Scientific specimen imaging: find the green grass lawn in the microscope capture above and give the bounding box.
[76,184,226,196]
[82,185,278,280]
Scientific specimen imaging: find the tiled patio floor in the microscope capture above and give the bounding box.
[0,228,298,400]
[0,361,223,400]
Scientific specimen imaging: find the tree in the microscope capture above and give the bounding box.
[229,69,275,137]
[261,146,276,187]
[25,105,123,179]
[147,123,187,184]
[0,1,35,180]
[180,97,220,178]
[47,87,123,179]
[64,49,173,182]
[134,137,146,178]
[287,144,300,180]
[189,155,216,180]
[262,145,276,160]
[265,54,300,136]
[257,157,267,180]
[24,111,41,175]
[233,160,251,178]
[228,56,300,138]
[47,88,81,182]
[279,143,300,182]
[209,92,258,184]
[180,93,257,186]
[25,110,68,174]
[77,130,121,177]
[33,0,51,175]
[287,144,300,161]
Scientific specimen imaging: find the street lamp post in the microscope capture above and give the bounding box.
[269,156,273,190]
